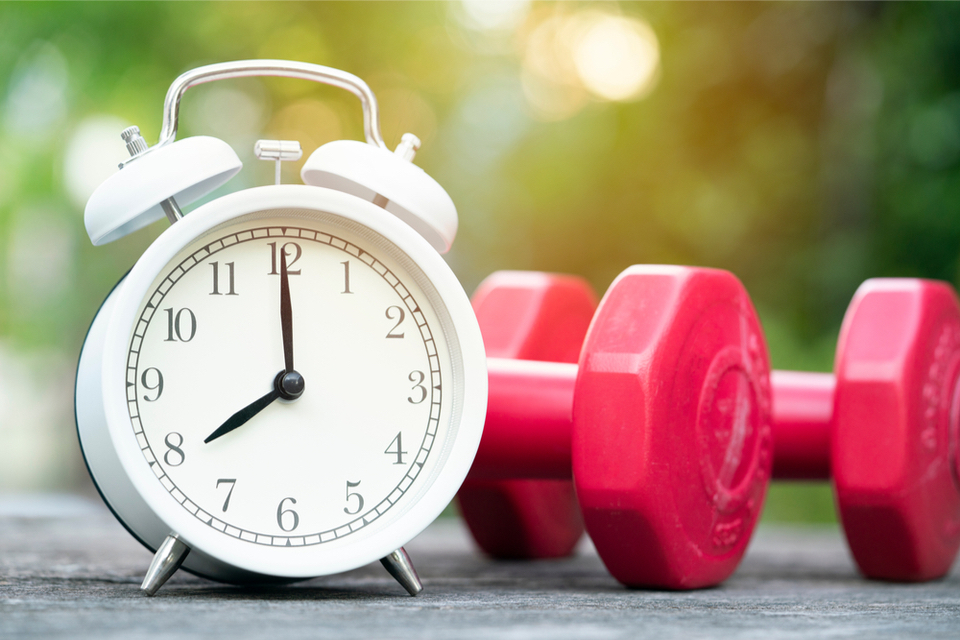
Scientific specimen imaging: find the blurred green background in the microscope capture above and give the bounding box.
[1,1,958,526]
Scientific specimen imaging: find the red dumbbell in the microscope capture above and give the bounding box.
[467,271,960,584]
[457,271,597,558]
[466,265,773,589]
[772,278,960,581]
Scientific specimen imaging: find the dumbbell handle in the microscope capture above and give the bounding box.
[469,360,836,481]
[469,358,577,481]
[770,371,833,479]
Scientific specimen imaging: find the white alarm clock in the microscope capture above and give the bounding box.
[75,60,487,596]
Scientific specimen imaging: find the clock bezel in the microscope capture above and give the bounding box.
[98,184,487,578]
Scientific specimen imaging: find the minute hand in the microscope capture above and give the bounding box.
[280,246,294,372]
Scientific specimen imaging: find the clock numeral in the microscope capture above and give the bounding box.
[276,497,299,532]
[385,306,405,339]
[268,242,302,275]
[341,260,353,294]
[407,370,427,404]
[141,367,164,402]
[209,261,238,296]
[216,479,236,512]
[163,432,185,467]
[385,433,407,465]
[344,481,364,515]
[164,308,197,342]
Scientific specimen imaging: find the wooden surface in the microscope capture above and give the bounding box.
[1,494,959,639]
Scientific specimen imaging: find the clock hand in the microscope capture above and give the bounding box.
[206,247,307,446]
[204,386,281,444]
[203,369,305,444]
[280,246,294,373]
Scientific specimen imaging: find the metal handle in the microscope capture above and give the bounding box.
[156,59,387,150]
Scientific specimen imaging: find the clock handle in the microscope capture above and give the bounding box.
[155,60,388,151]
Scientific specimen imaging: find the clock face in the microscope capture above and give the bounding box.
[124,209,455,549]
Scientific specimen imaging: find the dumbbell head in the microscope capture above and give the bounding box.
[833,279,960,581]
[573,265,773,589]
[457,271,597,558]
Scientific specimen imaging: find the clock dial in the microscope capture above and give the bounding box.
[125,211,453,547]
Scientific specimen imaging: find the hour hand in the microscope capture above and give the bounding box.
[204,370,305,444]
[204,386,280,444]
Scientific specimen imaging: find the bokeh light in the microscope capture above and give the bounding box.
[520,9,660,120]
[571,13,660,102]
[458,0,531,32]
[63,115,131,209]
[3,42,68,138]
[520,14,589,121]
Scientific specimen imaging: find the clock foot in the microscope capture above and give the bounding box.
[380,547,423,596]
[141,534,190,596]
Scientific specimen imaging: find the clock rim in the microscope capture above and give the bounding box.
[98,184,487,578]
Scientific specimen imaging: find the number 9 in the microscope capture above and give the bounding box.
[141,367,164,402]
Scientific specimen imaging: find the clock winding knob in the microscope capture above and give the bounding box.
[120,126,149,159]
[393,133,421,163]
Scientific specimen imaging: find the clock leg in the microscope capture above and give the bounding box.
[379,547,423,596]
[140,534,191,596]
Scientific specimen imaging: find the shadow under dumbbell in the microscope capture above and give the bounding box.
[416,520,862,592]
[734,524,863,584]
[448,518,881,590]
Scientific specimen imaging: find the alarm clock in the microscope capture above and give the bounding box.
[74,60,487,596]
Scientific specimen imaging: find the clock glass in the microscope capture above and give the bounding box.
[125,208,457,548]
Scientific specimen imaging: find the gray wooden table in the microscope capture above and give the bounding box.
[1,495,959,639]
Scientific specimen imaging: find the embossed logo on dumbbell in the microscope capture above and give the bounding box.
[696,337,772,555]
[921,320,960,455]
